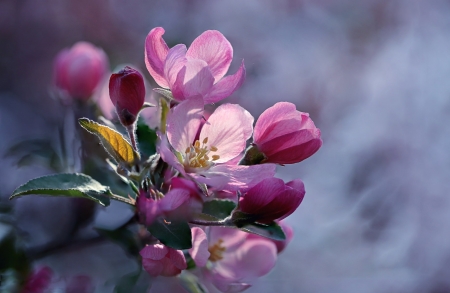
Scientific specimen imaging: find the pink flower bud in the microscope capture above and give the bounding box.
[140,244,187,277]
[253,102,322,164]
[237,177,305,224]
[53,42,108,101]
[109,66,145,126]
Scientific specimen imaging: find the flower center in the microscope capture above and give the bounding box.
[183,137,220,170]
[208,239,225,262]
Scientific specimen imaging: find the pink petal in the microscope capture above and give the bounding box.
[220,239,277,280]
[168,249,187,270]
[140,244,168,260]
[145,27,170,88]
[209,227,247,252]
[160,257,183,277]
[142,258,164,277]
[193,164,276,192]
[158,136,187,176]
[253,102,303,142]
[200,104,253,163]
[260,131,322,164]
[177,59,214,99]
[159,189,190,212]
[186,30,233,82]
[189,227,210,267]
[204,60,246,104]
[164,44,188,99]
[239,178,285,213]
[167,96,204,153]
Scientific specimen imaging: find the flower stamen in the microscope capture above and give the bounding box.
[208,239,225,262]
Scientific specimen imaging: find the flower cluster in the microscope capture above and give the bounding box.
[12,27,321,293]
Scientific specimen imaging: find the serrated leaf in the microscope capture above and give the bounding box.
[79,118,140,168]
[239,222,286,241]
[10,173,111,206]
[202,199,236,220]
[147,218,192,250]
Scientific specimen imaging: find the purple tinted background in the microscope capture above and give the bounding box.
[1,0,450,292]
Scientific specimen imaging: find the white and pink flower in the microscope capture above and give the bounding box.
[160,97,275,192]
[189,227,277,293]
[145,27,245,103]
[140,244,187,277]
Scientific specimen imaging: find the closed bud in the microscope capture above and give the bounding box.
[109,66,145,126]
[54,42,108,101]
[235,177,305,224]
[252,102,322,165]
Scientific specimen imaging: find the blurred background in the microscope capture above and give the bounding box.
[2,0,450,292]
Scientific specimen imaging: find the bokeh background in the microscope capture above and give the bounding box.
[2,0,450,292]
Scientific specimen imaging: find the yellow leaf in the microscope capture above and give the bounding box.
[79,118,140,168]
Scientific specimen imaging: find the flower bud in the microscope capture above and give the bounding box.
[53,42,108,101]
[140,244,187,277]
[109,66,145,127]
[235,177,305,224]
[252,102,322,165]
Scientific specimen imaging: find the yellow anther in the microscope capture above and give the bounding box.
[185,147,190,154]
[194,140,200,148]
[208,239,226,262]
[210,146,218,152]
[212,155,220,161]
[202,137,208,144]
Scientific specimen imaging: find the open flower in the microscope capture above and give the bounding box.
[251,102,322,165]
[140,244,187,277]
[145,27,245,103]
[236,177,305,224]
[160,97,275,192]
[189,227,277,292]
[54,42,108,101]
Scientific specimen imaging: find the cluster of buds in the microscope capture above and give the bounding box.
[15,27,321,293]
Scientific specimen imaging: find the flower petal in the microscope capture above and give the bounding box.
[239,177,285,213]
[203,60,246,104]
[193,164,276,192]
[189,227,210,267]
[168,249,187,270]
[142,258,164,277]
[140,244,168,260]
[159,188,190,212]
[145,27,170,88]
[158,135,187,176]
[186,30,233,82]
[164,44,188,99]
[253,102,302,143]
[167,96,204,153]
[200,104,253,163]
[177,58,215,99]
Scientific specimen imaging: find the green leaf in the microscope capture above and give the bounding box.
[147,218,192,250]
[136,119,157,158]
[79,118,140,168]
[10,173,112,206]
[178,271,208,293]
[239,222,286,241]
[202,199,236,220]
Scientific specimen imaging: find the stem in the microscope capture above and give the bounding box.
[126,124,138,152]
[109,193,135,205]
[189,218,230,226]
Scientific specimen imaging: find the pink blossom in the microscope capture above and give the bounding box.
[140,244,187,277]
[21,266,53,293]
[109,66,145,126]
[54,42,108,101]
[145,27,245,103]
[137,187,190,226]
[190,227,277,292]
[237,177,305,224]
[161,97,276,192]
[253,102,322,164]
